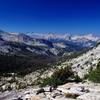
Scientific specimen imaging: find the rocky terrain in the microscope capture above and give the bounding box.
[1,82,100,100]
[0,30,100,100]
[58,42,100,78]
[0,44,100,99]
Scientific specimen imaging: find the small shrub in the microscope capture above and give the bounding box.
[40,77,57,87]
[16,82,27,90]
[40,66,81,87]
[88,61,100,83]
[74,75,82,83]
[52,66,74,84]
[83,74,89,80]
[65,93,79,99]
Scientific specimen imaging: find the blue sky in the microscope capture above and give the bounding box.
[0,0,100,35]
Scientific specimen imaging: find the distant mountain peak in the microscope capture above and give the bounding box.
[72,34,99,41]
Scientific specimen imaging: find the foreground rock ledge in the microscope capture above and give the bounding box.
[0,82,100,100]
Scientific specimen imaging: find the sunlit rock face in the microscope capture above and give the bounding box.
[71,44,100,78]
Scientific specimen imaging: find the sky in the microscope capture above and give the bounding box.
[0,0,100,35]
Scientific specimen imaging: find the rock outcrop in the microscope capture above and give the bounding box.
[57,44,100,78]
[1,82,100,100]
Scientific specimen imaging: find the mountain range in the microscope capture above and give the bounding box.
[0,30,99,57]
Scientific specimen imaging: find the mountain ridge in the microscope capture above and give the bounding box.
[0,30,99,57]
